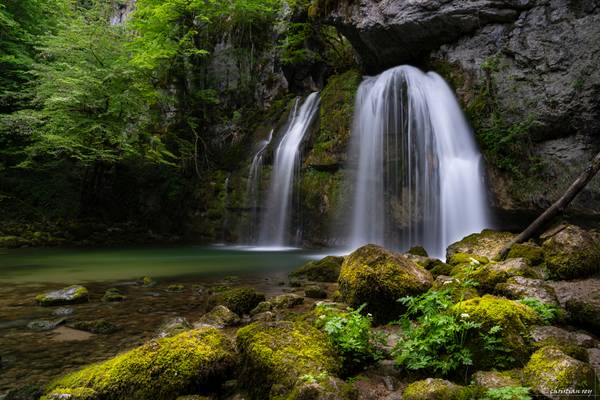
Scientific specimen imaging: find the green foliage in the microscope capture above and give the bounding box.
[315,304,383,372]
[482,386,531,400]
[518,297,560,325]
[393,283,481,375]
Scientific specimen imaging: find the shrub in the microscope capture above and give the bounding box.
[518,297,560,325]
[482,386,531,400]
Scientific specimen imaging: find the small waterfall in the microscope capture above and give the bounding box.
[346,65,490,258]
[244,129,273,243]
[258,92,320,246]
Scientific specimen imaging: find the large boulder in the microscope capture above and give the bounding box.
[209,287,265,316]
[338,244,433,323]
[236,321,341,399]
[542,225,600,280]
[42,328,236,399]
[465,258,542,293]
[495,276,559,306]
[451,295,541,365]
[565,291,600,334]
[446,230,515,261]
[290,256,344,282]
[471,371,520,389]
[36,285,89,306]
[194,305,240,329]
[523,346,598,399]
[402,378,471,400]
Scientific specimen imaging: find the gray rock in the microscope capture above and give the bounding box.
[472,370,520,389]
[194,305,240,328]
[27,318,65,331]
[52,307,74,316]
[155,317,191,338]
[35,285,88,306]
[304,285,327,299]
[530,325,596,348]
[495,276,559,305]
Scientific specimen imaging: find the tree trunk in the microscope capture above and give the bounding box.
[497,150,600,260]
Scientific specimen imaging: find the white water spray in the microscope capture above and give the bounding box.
[347,65,490,258]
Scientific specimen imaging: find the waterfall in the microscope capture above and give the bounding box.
[245,129,273,243]
[258,92,320,246]
[346,65,490,258]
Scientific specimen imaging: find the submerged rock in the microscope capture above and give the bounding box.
[52,307,74,316]
[194,305,240,328]
[27,318,66,332]
[338,244,433,323]
[542,225,600,280]
[137,276,156,287]
[36,285,89,307]
[236,321,341,399]
[402,378,470,400]
[69,319,119,335]
[43,328,235,399]
[101,288,125,302]
[209,287,265,316]
[446,230,515,261]
[290,255,344,282]
[304,285,327,299]
[523,346,598,398]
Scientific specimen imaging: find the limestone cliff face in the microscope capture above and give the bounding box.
[328,0,600,220]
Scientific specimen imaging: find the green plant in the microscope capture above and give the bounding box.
[482,386,531,400]
[480,325,515,369]
[315,304,384,372]
[518,298,560,325]
[393,282,481,375]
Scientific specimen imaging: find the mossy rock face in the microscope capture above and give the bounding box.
[338,244,433,323]
[236,321,341,399]
[209,287,265,316]
[447,252,489,266]
[466,258,542,293]
[290,256,344,282]
[507,243,544,266]
[446,230,515,261]
[43,328,236,400]
[565,291,600,332]
[542,225,600,280]
[194,305,240,328]
[452,295,541,365]
[36,285,89,306]
[402,378,470,400]
[495,276,559,305]
[471,370,520,389]
[524,346,598,398]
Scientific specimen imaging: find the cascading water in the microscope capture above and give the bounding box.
[346,65,490,258]
[258,92,320,246]
[244,129,273,243]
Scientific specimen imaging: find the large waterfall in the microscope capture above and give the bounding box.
[258,92,320,246]
[347,65,490,258]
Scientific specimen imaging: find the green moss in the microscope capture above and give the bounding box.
[338,244,433,323]
[44,328,236,399]
[446,230,515,261]
[542,225,600,280]
[102,288,126,302]
[533,338,588,362]
[41,387,97,400]
[465,258,540,293]
[565,293,600,331]
[305,70,361,169]
[236,321,341,399]
[195,305,240,328]
[403,378,472,400]
[447,252,489,266]
[408,246,429,257]
[209,287,265,316]
[35,285,89,306]
[523,346,597,395]
[506,244,544,266]
[290,255,343,282]
[304,285,327,299]
[452,295,541,365]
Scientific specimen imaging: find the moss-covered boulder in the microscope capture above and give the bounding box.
[43,328,236,399]
[471,370,520,389]
[338,244,433,323]
[209,287,265,316]
[194,305,240,328]
[408,246,428,257]
[446,230,515,260]
[36,285,89,306]
[542,224,600,280]
[506,243,544,266]
[402,378,470,400]
[565,291,600,332]
[452,295,541,365]
[524,346,598,398]
[495,276,559,305]
[290,256,343,282]
[236,321,341,399]
[447,252,489,266]
[466,258,542,293]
